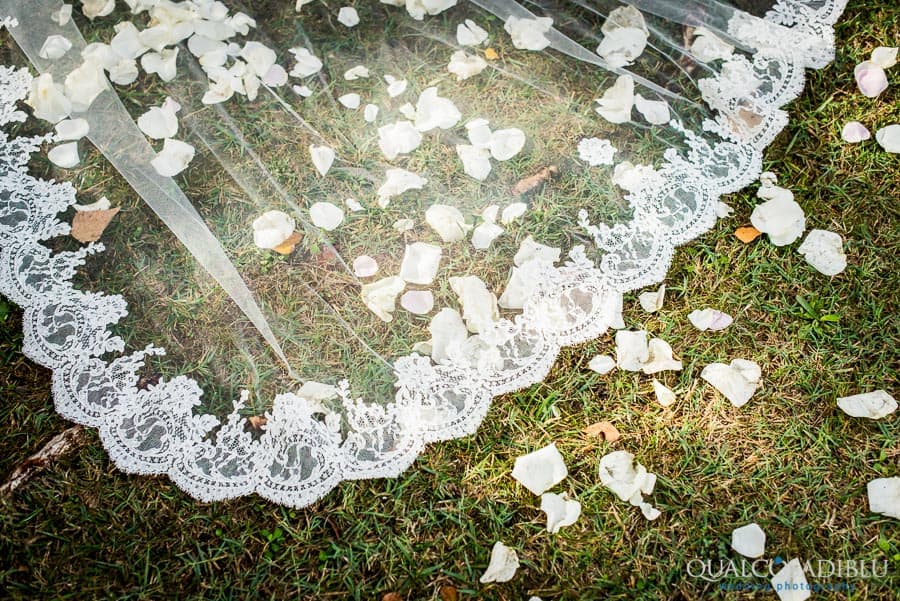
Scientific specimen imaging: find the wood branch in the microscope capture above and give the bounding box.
[0,425,87,497]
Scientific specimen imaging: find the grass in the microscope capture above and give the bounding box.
[1,1,899,599]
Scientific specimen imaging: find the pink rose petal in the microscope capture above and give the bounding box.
[841,121,871,143]
[854,61,888,98]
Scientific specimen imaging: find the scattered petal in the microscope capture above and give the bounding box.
[361,276,406,322]
[252,210,295,250]
[393,218,414,231]
[599,450,660,519]
[837,390,897,419]
[596,27,647,69]
[875,124,900,153]
[611,161,657,192]
[511,443,568,495]
[447,50,487,80]
[378,120,422,159]
[141,48,179,82]
[384,74,407,97]
[289,47,323,78]
[652,379,676,407]
[449,275,499,333]
[871,46,898,69]
[352,255,379,277]
[338,92,361,109]
[48,142,80,168]
[64,60,107,112]
[457,19,488,46]
[479,542,519,584]
[797,229,846,276]
[731,523,766,558]
[634,94,670,125]
[426,204,472,242]
[292,84,313,97]
[377,168,427,207]
[343,65,370,80]
[595,75,634,124]
[577,137,617,166]
[701,359,762,407]
[81,0,115,20]
[691,27,733,62]
[456,144,492,181]
[74,196,110,212]
[489,128,526,161]
[504,16,553,51]
[615,330,648,371]
[500,203,527,224]
[26,73,71,124]
[39,35,73,60]
[399,242,442,285]
[751,178,805,246]
[363,103,379,122]
[309,201,344,231]
[471,221,503,250]
[641,338,682,374]
[588,354,616,374]
[638,284,665,313]
[54,118,89,141]
[770,559,810,601]
[309,144,335,176]
[688,308,733,331]
[337,6,360,27]
[514,236,560,266]
[841,121,871,143]
[345,198,364,212]
[540,492,582,533]
[854,61,888,98]
[414,87,461,132]
[867,478,900,519]
[52,4,73,26]
[429,308,468,364]
[401,290,434,315]
[138,105,178,139]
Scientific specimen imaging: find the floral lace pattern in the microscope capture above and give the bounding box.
[0,0,845,507]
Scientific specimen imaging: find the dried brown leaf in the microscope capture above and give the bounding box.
[734,226,762,243]
[512,165,558,196]
[381,594,402,601]
[438,585,458,601]
[247,415,267,430]
[71,208,120,243]
[584,420,620,442]
[273,231,302,255]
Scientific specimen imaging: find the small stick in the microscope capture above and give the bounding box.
[0,426,87,497]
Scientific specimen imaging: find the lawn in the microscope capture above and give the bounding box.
[0,1,898,600]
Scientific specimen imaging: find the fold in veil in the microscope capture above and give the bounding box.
[0,0,843,505]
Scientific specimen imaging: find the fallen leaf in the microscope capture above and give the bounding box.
[71,207,120,243]
[484,47,499,60]
[512,165,558,196]
[734,226,761,243]
[381,594,402,601]
[584,421,620,442]
[247,415,267,429]
[272,231,301,255]
[438,585,458,601]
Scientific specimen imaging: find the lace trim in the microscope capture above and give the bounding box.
[0,0,844,507]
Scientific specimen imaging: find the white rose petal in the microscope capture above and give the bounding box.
[400,290,434,315]
[414,87,461,132]
[466,118,493,148]
[501,203,527,224]
[309,201,344,231]
[150,138,195,177]
[540,492,581,533]
[384,74,407,97]
[641,338,682,374]
[429,308,468,364]
[141,48,179,82]
[599,450,660,519]
[479,542,519,584]
[110,22,147,60]
[875,124,900,153]
[399,242,442,285]
[837,390,897,420]
[52,4,74,26]
[688,308,733,331]
[337,6,360,27]
[456,144,492,181]
[732,523,766,559]
[54,118,89,141]
[638,284,665,313]
[309,144,335,176]
[352,255,379,277]
[393,218,414,231]
[289,47,323,78]
[48,142,80,168]
[602,5,648,35]
[854,61,888,98]
[108,59,140,85]
[403,0,457,20]
[27,73,72,124]
[615,330,649,371]
[74,196,110,212]
[652,379,676,407]
[577,137,617,166]
[701,359,762,407]
[871,46,898,69]
[449,275,499,333]
[240,42,277,79]
[595,75,634,124]
[252,210,295,249]
[597,27,647,68]
[425,204,471,242]
[514,235,560,266]
[489,128,525,161]
[691,27,733,62]
[377,168,427,207]
[611,161,657,193]
[398,102,416,120]
[457,19,488,46]
[81,0,115,20]
[447,50,487,81]
[378,120,422,160]
[588,354,615,374]
[797,229,846,276]
[770,559,810,601]
[39,35,73,60]
[511,443,568,495]
[138,106,179,139]
[867,478,900,519]
[360,276,406,322]
[343,65,370,80]
[634,93,670,125]
[841,121,871,143]
[344,198,364,212]
[338,93,361,109]
[471,221,503,250]
[363,103,379,122]
[504,16,553,51]
[65,60,107,113]
[751,179,805,246]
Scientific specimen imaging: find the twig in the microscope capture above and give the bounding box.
[0,426,87,497]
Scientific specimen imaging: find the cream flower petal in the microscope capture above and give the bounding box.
[81,0,115,21]
[384,74,408,97]
[39,35,73,60]
[751,178,805,246]
[615,330,649,371]
[74,196,111,212]
[399,242,442,285]
[447,50,487,81]
[449,275,499,333]
[264,64,289,86]
[252,210,295,249]
[377,168,427,207]
[841,121,870,143]
[770,559,810,601]
[48,142,80,168]
[352,255,379,278]
[27,74,71,124]
[875,124,900,153]
[634,93,670,125]
[108,59,140,86]
[871,46,898,69]
[400,290,434,315]
[360,276,406,322]
[456,19,488,46]
[540,492,582,533]
[137,106,179,140]
[377,120,422,160]
[701,359,761,407]
[471,221,503,250]
[588,354,615,374]
[641,338,682,374]
[338,93,361,109]
[500,202,527,224]
[512,443,568,495]
[595,75,634,124]
[867,478,900,519]
[425,204,471,242]
[466,118,493,148]
[289,47,323,78]
[479,542,519,584]
[337,7,360,27]
[150,138,195,177]
[309,144,335,176]
[489,128,526,161]
[602,5,648,35]
[64,60,107,113]
[638,284,665,313]
[690,27,733,62]
[599,450,660,519]
[54,118,89,141]
[854,61,888,97]
[110,22,147,60]
[343,65,370,80]
[392,218,414,231]
[731,523,766,559]
[797,229,846,276]
[141,47,179,82]
[363,103,379,123]
[504,16,553,51]
[456,144,492,181]
[837,390,897,419]
[429,308,468,364]
[413,87,461,132]
[309,201,344,231]
[652,379,676,407]
[596,27,647,68]
[52,4,73,26]
[514,235,560,266]
[688,308,733,331]
[240,41,277,78]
